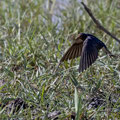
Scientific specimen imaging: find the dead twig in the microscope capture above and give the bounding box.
[81,2,120,44]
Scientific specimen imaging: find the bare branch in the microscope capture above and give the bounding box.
[81,2,120,44]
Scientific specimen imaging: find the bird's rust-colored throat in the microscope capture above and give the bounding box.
[73,38,83,44]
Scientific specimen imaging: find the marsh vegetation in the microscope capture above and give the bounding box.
[0,0,120,119]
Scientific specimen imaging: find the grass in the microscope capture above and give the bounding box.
[0,0,120,119]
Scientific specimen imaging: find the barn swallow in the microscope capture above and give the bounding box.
[59,33,114,73]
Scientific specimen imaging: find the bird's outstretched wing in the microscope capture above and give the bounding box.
[60,42,83,62]
[79,37,98,73]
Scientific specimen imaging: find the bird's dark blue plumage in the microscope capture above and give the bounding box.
[60,33,113,73]
[86,34,106,49]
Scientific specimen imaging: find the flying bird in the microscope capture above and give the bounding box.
[58,33,114,73]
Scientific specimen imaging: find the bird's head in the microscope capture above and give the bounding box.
[75,33,88,41]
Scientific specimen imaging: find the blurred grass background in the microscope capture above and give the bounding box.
[0,0,120,119]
